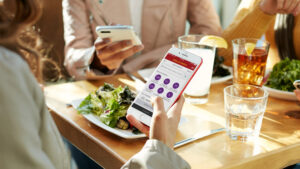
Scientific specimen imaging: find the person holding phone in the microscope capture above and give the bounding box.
[62,0,221,80]
[0,1,188,169]
[122,96,190,169]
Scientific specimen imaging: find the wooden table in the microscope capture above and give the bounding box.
[45,74,300,169]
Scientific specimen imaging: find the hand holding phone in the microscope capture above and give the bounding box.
[93,25,143,70]
[127,96,185,149]
[127,47,203,126]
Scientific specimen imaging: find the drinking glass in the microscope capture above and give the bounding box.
[224,84,268,141]
[178,35,216,104]
[232,38,270,86]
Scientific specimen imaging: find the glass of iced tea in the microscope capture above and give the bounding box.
[232,38,270,86]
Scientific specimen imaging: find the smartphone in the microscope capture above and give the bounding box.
[96,25,142,45]
[127,47,203,126]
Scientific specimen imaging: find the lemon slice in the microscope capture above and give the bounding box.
[199,35,228,48]
[245,43,255,55]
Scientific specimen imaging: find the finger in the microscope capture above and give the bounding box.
[98,40,133,60]
[126,114,149,136]
[105,60,123,70]
[102,45,144,62]
[109,22,117,26]
[94,38,111,50]
[168,96,185,120]
[101,44,143,69]
[283,0,293,12]
[151,97,165,115]
[277,0,285,9]
[293,1,300,15]
[287,0,299,13]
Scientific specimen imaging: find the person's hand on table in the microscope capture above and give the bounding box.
[294,80,300,102]
[94,37,144,70]
[260,0,300,16]
[127,96,185,149]
[294,90,300,101]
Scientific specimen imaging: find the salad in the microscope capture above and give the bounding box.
[266,58,300,92]
[76,83,137,131]
[213,52,231,77]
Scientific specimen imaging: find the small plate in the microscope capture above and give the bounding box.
[263,86,298,101]
[71,99,146,139]
[137,66,233,84]
[211,65,233,84]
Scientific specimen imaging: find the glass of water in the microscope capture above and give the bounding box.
[224,84,268,141]
[178,35,216,104]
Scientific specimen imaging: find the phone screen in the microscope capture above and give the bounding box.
[128,48,202,125]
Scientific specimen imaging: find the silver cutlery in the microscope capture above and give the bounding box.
[126,72,146,84]
[294,80,300,90]
[174,128,225,149]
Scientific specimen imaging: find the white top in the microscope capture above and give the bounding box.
[129,0,144,38]
[0,47,70,169]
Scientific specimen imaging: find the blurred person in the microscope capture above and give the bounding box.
[62,0,221,80]
[0,2,189,169]
[0,0,70,168]
[219,0,300,69]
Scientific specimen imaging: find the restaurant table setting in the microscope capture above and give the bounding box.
[45,36,300,169]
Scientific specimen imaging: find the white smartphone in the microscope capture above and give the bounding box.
[127,47,203,126]
[96,25,142,45]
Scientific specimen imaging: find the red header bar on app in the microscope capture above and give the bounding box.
[165,53,197,70]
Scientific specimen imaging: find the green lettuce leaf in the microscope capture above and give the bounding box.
[266,58,300,92]
[76,83,135,129]
[77,92,104,116]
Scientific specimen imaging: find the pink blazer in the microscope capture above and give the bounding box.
[63,0,221,79]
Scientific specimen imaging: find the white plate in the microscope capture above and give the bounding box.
[137,66,233,84]
[71,99,146,139]
[263,86,298,101]
[211,75,233,84]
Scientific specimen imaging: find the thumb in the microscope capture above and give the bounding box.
[151,97,165,115]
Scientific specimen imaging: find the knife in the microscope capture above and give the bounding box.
[126,72,146,84]
[174,128,225,149]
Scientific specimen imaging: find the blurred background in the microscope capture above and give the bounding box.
[36,0,241,82]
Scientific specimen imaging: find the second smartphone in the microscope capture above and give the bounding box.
[127,47,203,126]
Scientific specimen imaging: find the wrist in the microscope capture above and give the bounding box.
[90,53,110,73]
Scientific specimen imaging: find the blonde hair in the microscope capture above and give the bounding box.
[0,0,43,81]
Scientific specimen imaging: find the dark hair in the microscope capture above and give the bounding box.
[274,14,296,60]
[0,0,43,81]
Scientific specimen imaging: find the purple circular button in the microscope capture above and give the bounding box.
[166,92,173,98]
[148,83,155,89]
[173,82,179,89]
[155,74,161,80]
[157,87,164,94]
[164,78,170,85]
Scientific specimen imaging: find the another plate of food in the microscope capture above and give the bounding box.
[263,58,300,101]
[71,83,146,139]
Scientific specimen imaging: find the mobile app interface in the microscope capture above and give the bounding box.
[131,52,200,116]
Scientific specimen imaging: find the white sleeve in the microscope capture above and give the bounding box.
[0,53,58,169]
[62,0,96,80]
[122,139,190,169]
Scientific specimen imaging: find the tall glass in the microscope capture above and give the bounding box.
[178,35,216,104]
[224,84,268,141]
[232,38,270,86]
